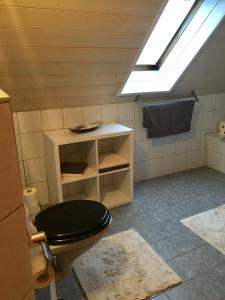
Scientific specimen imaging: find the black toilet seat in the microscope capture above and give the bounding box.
[35,200,111,245]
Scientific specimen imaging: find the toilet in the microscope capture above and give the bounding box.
[35,200,111,279]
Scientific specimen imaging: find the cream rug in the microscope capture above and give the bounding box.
[181,204,225,255]
[73,229,181,300]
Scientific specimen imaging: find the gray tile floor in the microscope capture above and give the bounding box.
[36,167,225,300]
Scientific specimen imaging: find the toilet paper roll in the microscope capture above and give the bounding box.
[24,203,37,241]
[30,245,55,289]
[29,205,40,214]
[23,188,40,216]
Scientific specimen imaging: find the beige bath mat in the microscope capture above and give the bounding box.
[73,229,181,300]
[181,204,225,255]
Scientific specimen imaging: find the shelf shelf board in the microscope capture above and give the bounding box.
[99,167,130,176]
[64,192,94,202]
[61,167,97,184]
[98,152,129,172]
[100,186,131,209]
[44,123,133,145]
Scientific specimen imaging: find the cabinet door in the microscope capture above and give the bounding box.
[0,102,22,220]
[0,207,34,300]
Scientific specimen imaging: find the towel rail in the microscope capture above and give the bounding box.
[135,90,199,108]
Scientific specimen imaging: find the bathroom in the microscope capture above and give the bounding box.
[1,0,225,299]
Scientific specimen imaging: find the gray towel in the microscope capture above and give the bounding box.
[143,100,195,138]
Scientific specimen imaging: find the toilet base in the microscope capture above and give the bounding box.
[50,226,109,280]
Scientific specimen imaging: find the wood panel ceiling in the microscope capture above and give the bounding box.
[0,0,224,111]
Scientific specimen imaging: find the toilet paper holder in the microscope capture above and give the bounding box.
[31,232,59,300]
[31,231,56,271]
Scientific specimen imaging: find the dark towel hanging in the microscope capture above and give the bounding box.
[143,100,195,138]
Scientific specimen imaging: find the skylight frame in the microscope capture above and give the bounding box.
[120,0,225,95]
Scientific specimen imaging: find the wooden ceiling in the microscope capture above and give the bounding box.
[0,0,224,111]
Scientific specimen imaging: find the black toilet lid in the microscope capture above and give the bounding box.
[35,200,111,245]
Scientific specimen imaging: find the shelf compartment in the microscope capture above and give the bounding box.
[98,135,130,173]
[59,140,97,183]
[63,177,98,202]
[98,152,129,173]
[100,187,130,208]
[99,166,130,176]
[61,167,96,184]
[100,170,131,209]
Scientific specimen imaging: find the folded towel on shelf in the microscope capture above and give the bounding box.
[143,100,195,138]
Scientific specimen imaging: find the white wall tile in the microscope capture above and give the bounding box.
[200,112,214,131]
[15,134,22,161]
[119,121,135,129]
[134,161,148,182]
[188,133,200,151]
[118,102,134,122]
[33,181,49,206]
[26,157,47,183]
[83,105,102,123]
[220,155,225,173]
[193,102,200,113]
[191,113,201,132]
[162,136,176,156]
[214,110,225,130]
[19,160,26,186]
[102,104,118,123]
[199,95,216,112]
[12,113,19,134]
[211,112,218,130]
[18,110,42,133]
[215,94,225,110]
[175,134,188,154]
[41,109,63,131]
[134,103,142,120]
[134,140,148,162]
[20,132,44,159]
[149,138,162,159]
[199,131,207,149]
[134,120,146,141]
[198,150,205,167]
[174,153,187,172]
[186,151,198,170]
[197,95,204,112]
[162,156,174,175]
[149,158,162,178]
[63,107,83,128]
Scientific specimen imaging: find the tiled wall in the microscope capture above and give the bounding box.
[12,93,225,206]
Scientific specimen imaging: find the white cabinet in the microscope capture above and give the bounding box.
[44,123,134,209]
[206,133,225,172]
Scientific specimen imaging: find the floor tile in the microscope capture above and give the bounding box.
[166,276,208,300]
[196,263,225,300]
[151,294,170,299]
[154,230,206,261]
[168,245,225,281]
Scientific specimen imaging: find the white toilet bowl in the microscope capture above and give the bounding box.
[35,200,111,280]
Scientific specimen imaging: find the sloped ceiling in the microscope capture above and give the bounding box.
[0,0,224,111]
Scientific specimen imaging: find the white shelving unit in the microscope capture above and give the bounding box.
[44,123,134,209]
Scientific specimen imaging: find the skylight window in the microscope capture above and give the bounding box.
[120,0,225,95]
[136,0,196,65]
